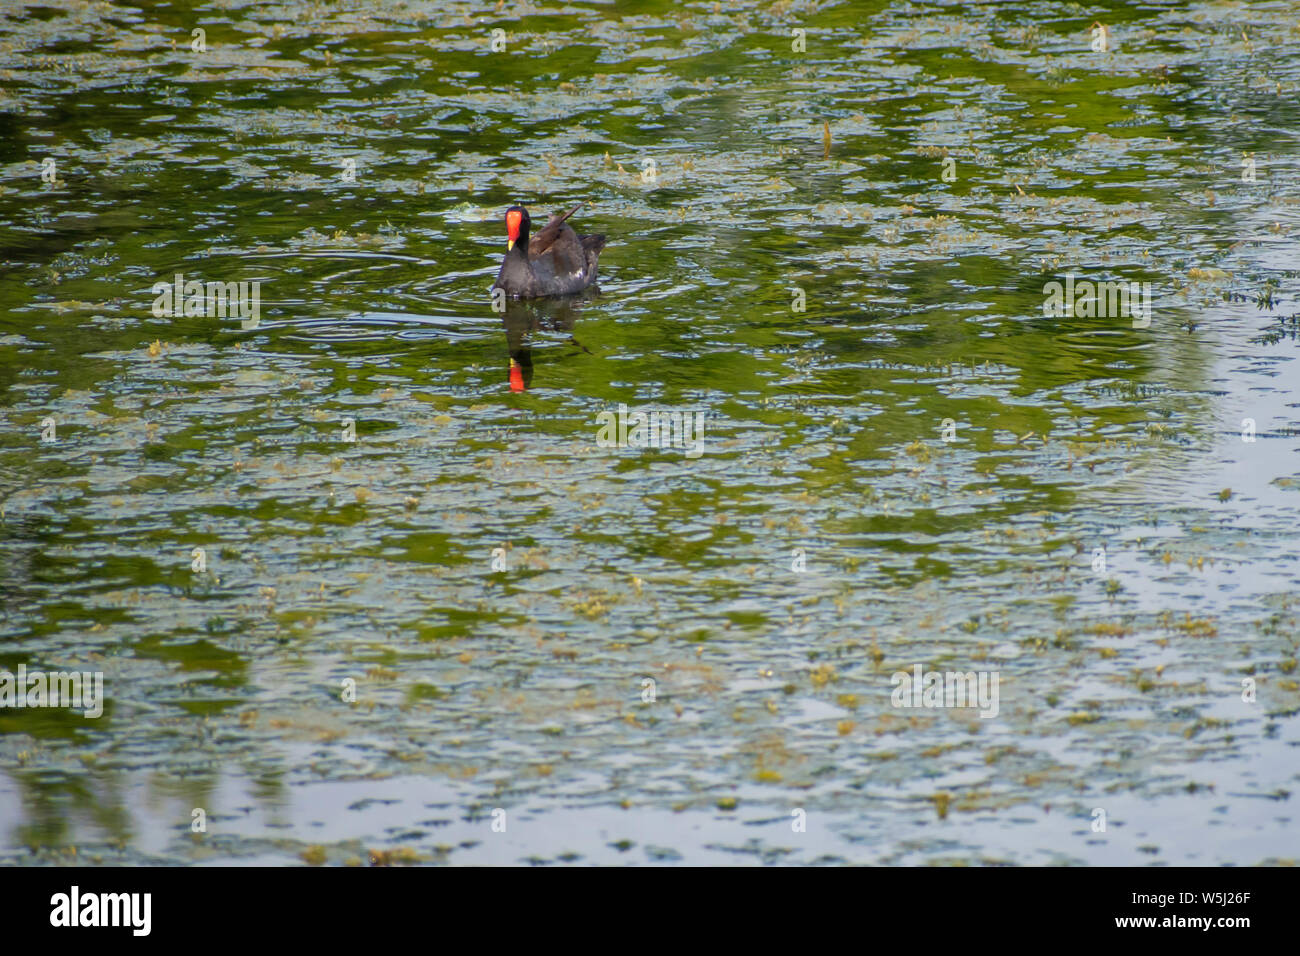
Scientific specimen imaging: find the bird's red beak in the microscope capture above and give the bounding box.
[506,209,522,251]
[509,358,524,392]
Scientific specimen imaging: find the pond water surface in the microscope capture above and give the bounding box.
[1,0,1299,865]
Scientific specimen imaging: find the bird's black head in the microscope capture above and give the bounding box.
[504,205,531,251]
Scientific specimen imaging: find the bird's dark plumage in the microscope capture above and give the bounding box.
[492,204,605,298]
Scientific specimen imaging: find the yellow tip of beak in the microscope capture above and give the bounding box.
[507,238,515,251]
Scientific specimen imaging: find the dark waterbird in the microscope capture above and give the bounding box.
[492,203,606,298]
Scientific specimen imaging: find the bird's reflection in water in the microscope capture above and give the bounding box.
[500,294,596,392]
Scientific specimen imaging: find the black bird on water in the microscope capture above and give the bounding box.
[492,203,605,298]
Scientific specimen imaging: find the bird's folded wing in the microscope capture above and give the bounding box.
[528,203,585,255]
